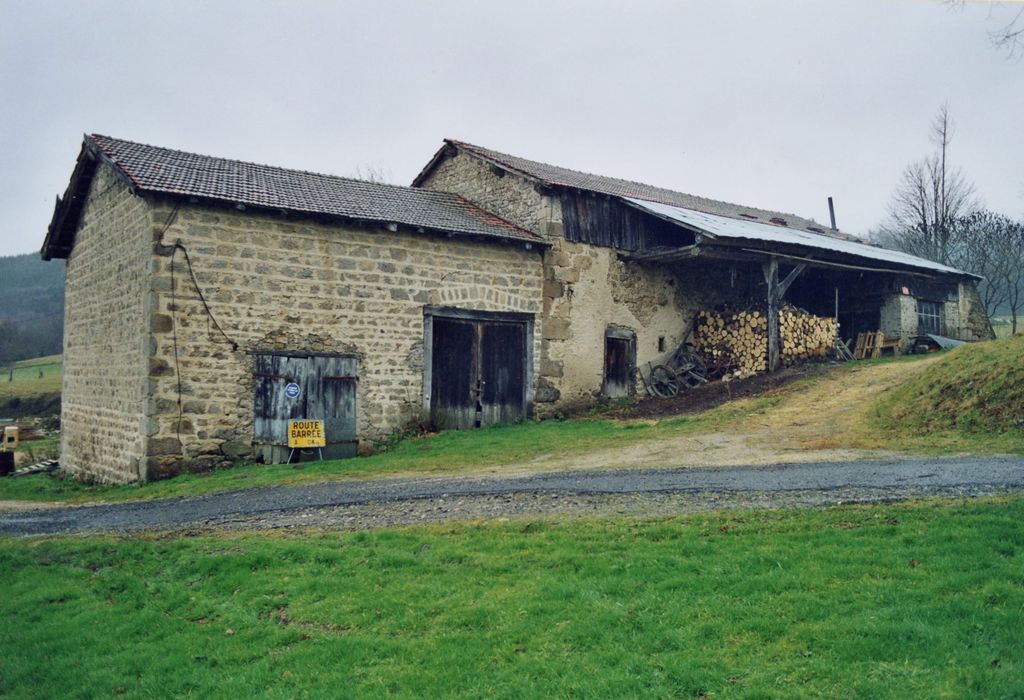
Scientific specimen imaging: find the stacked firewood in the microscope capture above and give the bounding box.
[693,305,838,373]
[777,305,839,366]
[693,308,769,373]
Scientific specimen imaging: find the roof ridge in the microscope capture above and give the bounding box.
[451,138,711,201]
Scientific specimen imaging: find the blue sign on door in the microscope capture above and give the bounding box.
[284,382,301,399]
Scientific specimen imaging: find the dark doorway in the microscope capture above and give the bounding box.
[603,327,636,398]
[253,353,357,464]
[425,308,533,430]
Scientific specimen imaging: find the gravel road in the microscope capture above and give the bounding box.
[2,456,1022,536]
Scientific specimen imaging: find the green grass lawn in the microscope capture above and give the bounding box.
[2,497,1022,698]
[0,354,62,402]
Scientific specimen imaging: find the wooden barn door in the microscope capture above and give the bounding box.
[479,321,527,425]
[254,353,357,464]
[429,319,478,430]
[428,310,530,430]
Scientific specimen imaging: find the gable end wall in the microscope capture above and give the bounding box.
[60,163,153,483]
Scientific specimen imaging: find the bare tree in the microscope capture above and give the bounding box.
[996,219,1024,333]
[947,211,1024,331]
[990,5,1024,59]
[945,1,1024,60]
[878,104,978,264]
[349,164,395,184]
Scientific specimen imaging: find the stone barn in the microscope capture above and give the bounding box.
[42,134,991,482]
[42,135,545,482]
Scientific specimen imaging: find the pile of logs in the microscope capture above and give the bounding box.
[778,305,840,365]
[693,308,769,373]
[693,304,838,374]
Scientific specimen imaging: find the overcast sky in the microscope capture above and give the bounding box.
[1,0,1022,256]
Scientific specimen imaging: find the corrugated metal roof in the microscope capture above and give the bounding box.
[623,197,974,277]
[424,139,861,241]
[86,135,543,245]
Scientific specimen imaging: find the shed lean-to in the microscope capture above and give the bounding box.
[414,139,992,402]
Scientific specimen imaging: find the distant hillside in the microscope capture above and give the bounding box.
[0,252,64,364]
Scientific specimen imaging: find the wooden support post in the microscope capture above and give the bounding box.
[762,258,806,372]
[763,257,779,372]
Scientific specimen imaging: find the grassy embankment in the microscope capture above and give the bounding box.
[854,333,1024,454]
[2,497,1021,698]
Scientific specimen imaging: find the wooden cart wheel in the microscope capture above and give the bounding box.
[649,364,680,398]
[675,351,707,376]
[675,351,707,389]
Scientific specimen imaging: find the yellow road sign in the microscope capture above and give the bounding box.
[288,420,325,448]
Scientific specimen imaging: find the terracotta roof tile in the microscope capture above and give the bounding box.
[87,135,543,245]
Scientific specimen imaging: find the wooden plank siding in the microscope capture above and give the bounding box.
[560,193,696,251]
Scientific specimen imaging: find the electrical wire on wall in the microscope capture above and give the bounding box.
[158,202,241,447]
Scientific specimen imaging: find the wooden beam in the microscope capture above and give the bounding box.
[761,259,806,372]
[739,247,941,278]
[621,244,700,262]
[777,263,807,297]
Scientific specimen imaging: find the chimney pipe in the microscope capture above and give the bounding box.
[827,197,837,231]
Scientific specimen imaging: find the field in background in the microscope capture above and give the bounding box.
[2,498,1021,698]
[0,354,61,403]
[991,316,1020,339]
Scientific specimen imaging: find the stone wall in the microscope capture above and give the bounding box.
[538,242,752,408]
[879,285,994,350]
[420,150,563,241]
[142,202,544,478]
[958,281,996,341]
[879,293,917,350]
[60,164,152,483]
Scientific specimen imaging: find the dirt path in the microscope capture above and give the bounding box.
[472,358,943,477]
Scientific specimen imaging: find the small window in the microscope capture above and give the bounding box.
[917,300,942,335]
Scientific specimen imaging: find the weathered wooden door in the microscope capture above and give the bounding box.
[603,330,635,398]
[254,353,357,463]
[429,316,528,430]
[479,321,527,425]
